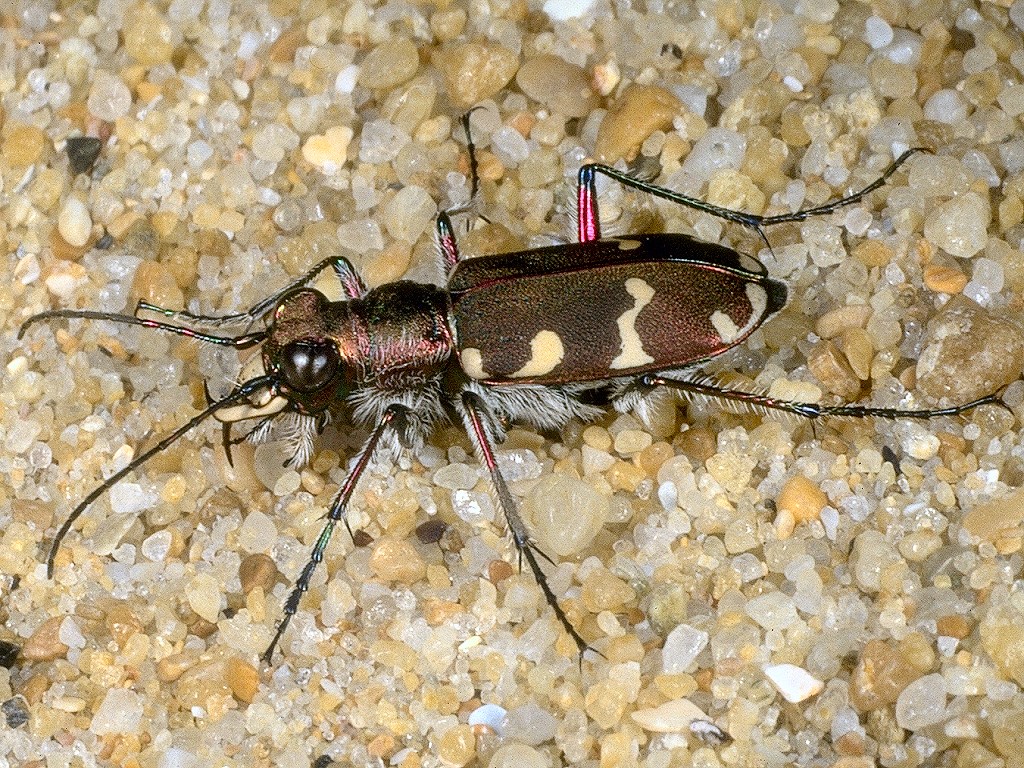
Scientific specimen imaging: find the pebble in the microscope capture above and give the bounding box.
[515,55,597,118]
[923,192,990,259]
[383,185,436,243]
[488,743,548,768]
[359,38,419,90]
[849,640,920,711]
[300,125,353,174]
[763,663,824,703]
[923,263,968,294]
[22,616,68,661]
[776,475,827,525]
[980,593,1024,686]
[369,538,426,583]
[680,128,746,186]
[581,568,635,613]
[662,624,709,673]
[225,657,260,704]
[57,196,92,248]
[237,510,277,554]
[437,724,476,767]
[595,84,681,163]
[894,673,948,730]
[542,0,598,20]
[186,572,223,624]
[631,698,708,732]
[433,43,518,108]
[523,474,609,557]
[807,339,861,398]
[915,297,1024,402]
[123,3,175,66]
[87,71,133,120]
[745,592,799,631]
[90,689,143,735]
[962,486,1024,541]
[849,530,901,593]
[3,124,48,166]
[65,136,102,175]
[467,703,508,736]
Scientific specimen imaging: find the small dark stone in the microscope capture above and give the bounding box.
[415,519,448,544]
[881,445,902,475]
[96,230,115,249]
[65,136,102,175]
[0,640,19,668]
[312,756,333,768]
[1,697,29,729]
[352,529,374,548]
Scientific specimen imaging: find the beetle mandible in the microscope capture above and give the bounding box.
[18,118,1005,662]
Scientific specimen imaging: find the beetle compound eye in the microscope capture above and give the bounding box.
[280,340,340,392]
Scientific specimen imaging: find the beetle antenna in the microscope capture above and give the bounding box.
[19,309,266,348]
[45,375,276,578]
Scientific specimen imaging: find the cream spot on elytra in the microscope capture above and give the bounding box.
[511,330,565,378]
[610,278,656,370]
[461,348,489,379]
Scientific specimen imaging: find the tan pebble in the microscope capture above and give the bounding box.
[936,614,972,639]
[515,54,597,118]
[487,559,514,584]
[999,195,1023,231]
[156,652,194,683]
[301,126,353,172]
[239,552,278,593]
[433,43,518,108]
[840,327,873,381]
[592,59,621,96]
[849,640,920,710]
[123,3,175,65]
[268,26,303,63]
[3,124,49,166]
[581,569,636,613]
[367,733,397,760]
[359,38,420,90]
[777,475,827,525]
[22,617,68,661]
[916,296,1024,402]
[437,724,475,766]
[584,679,629,729]
[130,260,184,310]
[370,538,426,583]
[104,603,144,648]
[815,305,872,342]
[44,261,88,300]
[595,84,681,163]
[630,698,708,732]
[225,657,260,704]
[430,8,467,41]
[981,597,1024,686]
[807,339,861,398]
[677,426,716,463]
[422,599,463,626]
[774,507,796,539]
[923,263,968,294]
[613,428,652,455]
[851,239,893,267]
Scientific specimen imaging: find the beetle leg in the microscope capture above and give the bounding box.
[640,373,1007,421]
[577,148,926,245]
[460,390,592,655]
[262,402,413,662]
[134,255,365,331]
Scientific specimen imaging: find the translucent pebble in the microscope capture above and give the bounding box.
[358,120,410,164]
[58,616,86,650]
[864,15,893,48]
[186,572,222,623]
[795,0,838,23]
[491,126,530,166]
[505,702,558,745]
[433,462,478,490]
[971,257,1004,292]
[91,688,143,734]
[488,743,548,768]
[237,510,277,554]
[542,0,597,20]
[468,703,508,736]
[680,128,745,186]
[963,45,996,75]
[187,140,213,167]
[252,123,299,163]
[662,623,709,672]
[923,192,989,259]
[5,419,41,453]
[108,482,158,516]
[745,592,800,630]
[764,663,824,703]
[358,38,419,90]
[451,489,495,525]
[895,674,948,729]
[1012,0,1024,32]
[876,29,923,66]
[336,219,383,252]
[141,530,172,562]
[335,64,359,94]
[849,530,900,593]
[922,89,967,124]
[87,71,132,120]
[383,185,436,243]
[58,196,92,247]
[523,474,609,557]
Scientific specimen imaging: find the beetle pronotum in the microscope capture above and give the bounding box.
[18,123,1006,662]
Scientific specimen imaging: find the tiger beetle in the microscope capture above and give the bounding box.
[18,117,1007,662]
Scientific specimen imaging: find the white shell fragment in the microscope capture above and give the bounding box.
[467,703,508,736]
[763,663,824,703]
[630,698,708,732]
